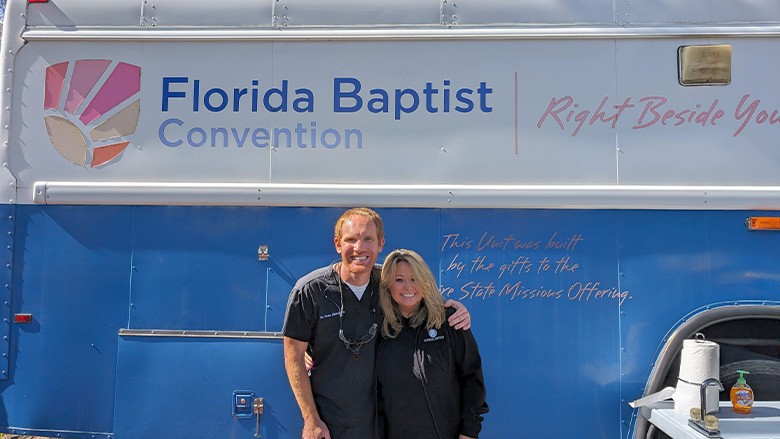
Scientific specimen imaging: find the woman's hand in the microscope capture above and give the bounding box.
[444,299,471,330]
[304,351,314,371]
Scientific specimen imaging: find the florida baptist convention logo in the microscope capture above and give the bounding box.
[43,60,140,168]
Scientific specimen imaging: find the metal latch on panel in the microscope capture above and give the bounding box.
[257,245,269,261]
[253,397,264,438]
[232,390,255,419]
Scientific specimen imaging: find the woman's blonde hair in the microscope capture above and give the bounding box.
[379,249,445,338]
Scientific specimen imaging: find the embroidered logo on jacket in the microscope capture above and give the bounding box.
[424,328,444,342]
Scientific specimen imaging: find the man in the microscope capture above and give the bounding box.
[282,207,471,439]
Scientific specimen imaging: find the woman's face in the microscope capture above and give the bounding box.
[389,260,423,317]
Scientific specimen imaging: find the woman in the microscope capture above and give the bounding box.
[376,249,488,439]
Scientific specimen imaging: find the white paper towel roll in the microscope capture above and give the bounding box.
[673,338,720,415]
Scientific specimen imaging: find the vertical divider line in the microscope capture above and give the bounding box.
[127,206,136,328]
[514,72,519,156]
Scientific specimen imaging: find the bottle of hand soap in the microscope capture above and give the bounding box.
[730,370,754,414]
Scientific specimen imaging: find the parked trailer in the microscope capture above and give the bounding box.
[0,0,779,437]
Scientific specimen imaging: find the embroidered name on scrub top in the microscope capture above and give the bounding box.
[319,311,342,319]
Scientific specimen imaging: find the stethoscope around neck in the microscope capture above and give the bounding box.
[325,267,378,359]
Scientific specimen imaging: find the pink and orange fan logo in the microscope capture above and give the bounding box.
[43,60,141,167]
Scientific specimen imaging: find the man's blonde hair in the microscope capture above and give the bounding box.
[334,207,384,242]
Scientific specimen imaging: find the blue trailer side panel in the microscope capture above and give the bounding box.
[0,205,778,438]
[3,205,131,435]
[113,336,297,439]
[440,209,623,438]
[128,206,270,331]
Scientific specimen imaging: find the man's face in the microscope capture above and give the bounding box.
[335,215,384,282]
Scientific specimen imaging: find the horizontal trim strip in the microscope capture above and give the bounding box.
[32,181,780,210]
[119,328,283,339]
[22,25,780,42]
[5,427,111,437]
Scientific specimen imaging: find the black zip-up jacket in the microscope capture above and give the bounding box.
[376,308,489,438]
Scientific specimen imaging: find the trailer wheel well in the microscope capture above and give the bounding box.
[634,305,780,439]
[659,317,780,400]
